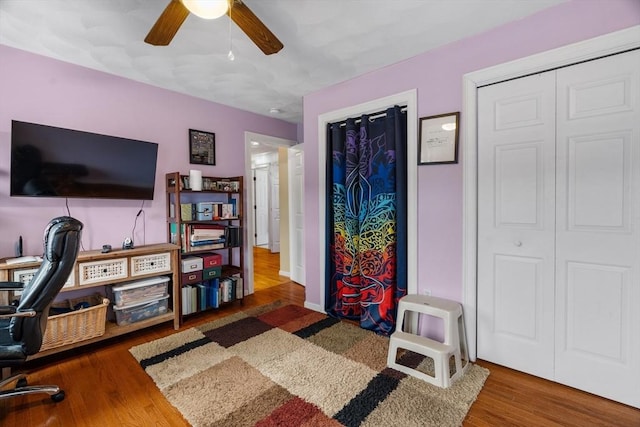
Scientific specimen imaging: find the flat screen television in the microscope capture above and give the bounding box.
[10,120,158,200]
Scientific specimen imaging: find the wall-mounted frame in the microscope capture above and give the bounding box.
[189,129,216,165]
[418,112,459,165]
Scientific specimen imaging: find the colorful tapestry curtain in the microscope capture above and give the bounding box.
[325,106,408,335]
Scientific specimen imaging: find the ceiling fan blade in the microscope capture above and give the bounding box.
[229,0,283,55]
[144,0,190,46]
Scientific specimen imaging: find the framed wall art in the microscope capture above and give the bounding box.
[189,129,216,165]
[418,112,459,165]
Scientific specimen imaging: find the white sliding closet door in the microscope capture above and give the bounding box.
[478,49,640,408]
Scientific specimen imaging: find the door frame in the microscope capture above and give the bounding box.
[462,25,640,361]
[244,132,298,295]
[268,161,280,253]
[288,144,305,285]
[253,166,270,247]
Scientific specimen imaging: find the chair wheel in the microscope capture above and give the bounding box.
[16,378,28,388]
[51,390,65,403]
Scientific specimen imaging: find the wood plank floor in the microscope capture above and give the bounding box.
[1,250,638,426]
[253,246,291,291]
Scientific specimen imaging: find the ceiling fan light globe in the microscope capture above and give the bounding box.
[181,0,228,19]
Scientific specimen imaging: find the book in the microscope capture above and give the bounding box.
[233,275,244,300]
[196,283,208,310]
[180,203,195,221]
[208,278,219,308]
[190,286,197,313]
[225,226,242,247]
[190,238,225,246]
[188,242,225,251]
[182,285,192,315]
[191,231,225,240]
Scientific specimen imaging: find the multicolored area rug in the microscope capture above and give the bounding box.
[130,302,489,427]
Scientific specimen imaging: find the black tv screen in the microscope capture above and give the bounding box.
[10,120,158,200]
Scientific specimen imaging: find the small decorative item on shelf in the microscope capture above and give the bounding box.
[202,178,213,190]
[189,169,203,191]
[216,180,232,191]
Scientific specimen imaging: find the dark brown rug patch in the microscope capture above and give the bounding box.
[203,316,273,347]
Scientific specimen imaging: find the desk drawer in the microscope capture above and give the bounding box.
[79,258,128,285]
[130,252,172,277]
[12,267,75,292]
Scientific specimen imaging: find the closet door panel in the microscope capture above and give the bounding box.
[555,49,640,408]
[477,71,556,379]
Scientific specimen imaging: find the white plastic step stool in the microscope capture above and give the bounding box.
[387,294,469,388]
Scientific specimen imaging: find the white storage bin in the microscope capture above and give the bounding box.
[111,276,170,307]
[113,295,169,326]
[79,258,128,285]
[181,256,203,272]
[130,252,172,277]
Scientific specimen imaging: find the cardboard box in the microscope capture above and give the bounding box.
[203,266,222,280]
[196,202,213,221]
[200,253,222,268]
[181,256,203,272]
[181,271,202,285]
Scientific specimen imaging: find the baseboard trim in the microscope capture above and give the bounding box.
[304,301,325,313]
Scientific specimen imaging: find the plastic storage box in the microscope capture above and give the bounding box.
[111,276,170,307]
[113,295,169,326]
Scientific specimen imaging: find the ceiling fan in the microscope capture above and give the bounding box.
[145,0,283,55]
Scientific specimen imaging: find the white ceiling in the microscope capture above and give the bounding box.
[0,0,565,124]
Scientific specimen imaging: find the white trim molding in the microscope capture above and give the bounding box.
[244,131,298,295]
[462,25,640,361]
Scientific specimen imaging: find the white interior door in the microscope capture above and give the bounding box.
[289,145,305,285]
[254,167,269,247]
[477,71,557,380]
[554,50,640,407]
[269,162,280,253]
[478,50,640,408]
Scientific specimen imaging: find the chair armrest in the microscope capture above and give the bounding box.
[0,307,36,319]
[0,281,25,291]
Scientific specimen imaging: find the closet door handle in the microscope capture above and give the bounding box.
[514,240,522,247]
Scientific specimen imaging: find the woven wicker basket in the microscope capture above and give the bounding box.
[41,294,110,351]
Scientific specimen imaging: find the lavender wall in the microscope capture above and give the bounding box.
[302,0,640,306]
[0,45,297,256]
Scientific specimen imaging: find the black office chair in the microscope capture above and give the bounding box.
[0,216,83,403]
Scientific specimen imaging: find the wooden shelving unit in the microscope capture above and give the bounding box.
[165,172,244,323]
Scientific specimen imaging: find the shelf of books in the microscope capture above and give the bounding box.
[165,172,244,324]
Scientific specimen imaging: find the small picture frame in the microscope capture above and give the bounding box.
[189,129,216,165]
[202,177,212,191]
[418,112,460,165]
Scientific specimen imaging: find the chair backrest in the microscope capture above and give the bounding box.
[10,216,83,354]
